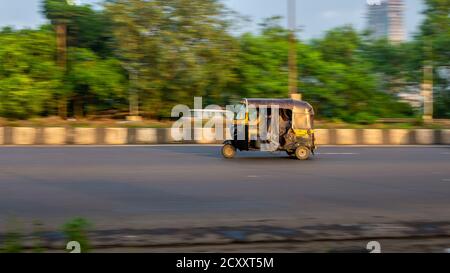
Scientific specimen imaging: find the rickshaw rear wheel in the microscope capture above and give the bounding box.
[222,144,236,159]
[295,146,310,160]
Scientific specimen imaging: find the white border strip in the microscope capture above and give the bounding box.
[0,145,449,148]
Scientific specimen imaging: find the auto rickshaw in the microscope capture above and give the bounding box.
[222,98,315,160]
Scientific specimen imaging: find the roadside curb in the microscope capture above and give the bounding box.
[0,127,449,146]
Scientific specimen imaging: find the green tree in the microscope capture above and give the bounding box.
[234,30,289,99]
[418,0,450,118]
[43,0,114,56]
[0,29,63,119]
[309,26,413,122]
[235,23,413,123]
[42,0,125,118]
[66,48,127,117]
[311,26,360,66]
[420,0,450,64]
[360,38,419,94]
[106,0,239,117]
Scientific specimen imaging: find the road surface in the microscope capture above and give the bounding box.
[0,146,449,231]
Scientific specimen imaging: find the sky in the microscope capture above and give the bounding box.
[0,0,425,40]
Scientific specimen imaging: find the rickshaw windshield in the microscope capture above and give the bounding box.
[293,113,313,129]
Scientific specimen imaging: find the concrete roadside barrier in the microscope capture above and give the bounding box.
[363,129,384,145]
[104,128,128,145]
[336,129,358,145]
[442,130,450,145]
[12,127,36,145]
[193,128,207,144]
[314,129,329,145]
[73,128,97,145]
[43,127,66,145]
[166,128,180,143]
[415,129,435,145]
[135,128,158,144]
[389,129,412,145]
[0,127,449,146]
[196,128,224,144]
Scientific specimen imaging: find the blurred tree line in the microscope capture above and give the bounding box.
[0,0,448,122]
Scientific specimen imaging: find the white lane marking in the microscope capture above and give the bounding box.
[320,145,450,148]
[247,175,260,178]
[442,179,450,182]
[441,152,450,155]
[1,145,450,148]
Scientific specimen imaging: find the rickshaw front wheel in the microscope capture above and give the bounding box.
[295,146,310,160]
[222,144,236,159]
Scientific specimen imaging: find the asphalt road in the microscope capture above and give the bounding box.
[0,146,449,230]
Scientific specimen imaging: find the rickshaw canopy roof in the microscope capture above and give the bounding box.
[242,99,314,115]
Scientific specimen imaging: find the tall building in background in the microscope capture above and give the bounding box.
[367,0,406,43]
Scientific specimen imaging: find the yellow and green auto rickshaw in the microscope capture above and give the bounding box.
[222,98,315,160]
